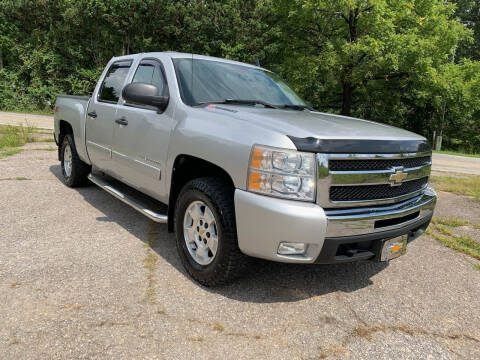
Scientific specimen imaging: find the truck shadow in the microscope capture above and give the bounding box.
[50,165,388,304]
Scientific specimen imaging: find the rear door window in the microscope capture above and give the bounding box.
[98,60,132,103]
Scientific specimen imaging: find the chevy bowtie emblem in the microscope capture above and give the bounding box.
[389,167,408,186]
[389,243,404,253]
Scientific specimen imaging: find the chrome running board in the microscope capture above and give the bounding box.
[88,174,168,223]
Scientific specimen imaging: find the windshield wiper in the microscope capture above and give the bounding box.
[196,99,279,109]
[280,104,315,111]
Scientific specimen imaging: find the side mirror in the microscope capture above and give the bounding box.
[122,83,169,111]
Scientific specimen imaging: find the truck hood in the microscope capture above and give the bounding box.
[203,105,425,141]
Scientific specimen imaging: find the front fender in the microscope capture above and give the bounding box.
[165,107,296,194]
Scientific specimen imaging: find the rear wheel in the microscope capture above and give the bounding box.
[174,177,248,286]
[60,134,90,187]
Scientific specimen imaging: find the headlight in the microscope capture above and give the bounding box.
[247,145,316,201]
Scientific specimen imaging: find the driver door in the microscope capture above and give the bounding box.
[111,58,175,200]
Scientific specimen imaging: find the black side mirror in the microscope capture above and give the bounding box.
[122,83,169,111]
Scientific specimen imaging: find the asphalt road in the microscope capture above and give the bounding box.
[0,111,54,130]
[0,143,479,359]
[432,153,480,176]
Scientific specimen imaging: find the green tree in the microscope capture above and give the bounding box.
[273,0,471,116]
[0,0,479,152]
[455,0,480,60]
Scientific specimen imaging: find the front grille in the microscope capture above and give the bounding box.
[330,177,429,202]
[329,156,431,172]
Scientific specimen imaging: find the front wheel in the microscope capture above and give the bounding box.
[174,177,248,286]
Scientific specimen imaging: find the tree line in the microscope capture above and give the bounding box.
[0,0,479,152]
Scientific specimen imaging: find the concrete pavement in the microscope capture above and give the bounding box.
[0,143,479,359]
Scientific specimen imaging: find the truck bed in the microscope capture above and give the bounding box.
[54,95,91,164]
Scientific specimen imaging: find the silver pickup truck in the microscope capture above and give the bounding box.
[54,52,436,286]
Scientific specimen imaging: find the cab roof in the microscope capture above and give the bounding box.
[110,52,266,71]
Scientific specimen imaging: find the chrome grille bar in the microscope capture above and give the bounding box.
[330,164,431,186]
[330,177,429,201]
[316,152,432,208]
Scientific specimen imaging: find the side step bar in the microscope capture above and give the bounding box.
[88,174,168,223]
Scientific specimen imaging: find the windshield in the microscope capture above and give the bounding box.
[172,58,307,107]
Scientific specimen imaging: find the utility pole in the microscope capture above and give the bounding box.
[436,45,457,151]
[436,103,446,151]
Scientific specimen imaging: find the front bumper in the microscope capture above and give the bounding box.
[234,186,436,263]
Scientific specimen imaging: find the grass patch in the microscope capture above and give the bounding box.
[0,124,37,159]
[226,332,250,338]
[426,227,480,260]
[435,224,454,236]
[143,251,158,304]
[353,325,385,341]
[0,148,22,159]
[0,108,53,116]
[143,221,160,304]
[432,217,480,231]
[143,249,157,272]
[430,175,480,200]
[35,138,56,143]
[0,124,36,147]
[432,217,470,227]
[433,150,480,158]
[29,147,56,151]
[471,263,480,271]
[212,322,224,332]
[0,177,30,181]
[428,217,480,261]
[188,336,204,342]
[145,286,156,304]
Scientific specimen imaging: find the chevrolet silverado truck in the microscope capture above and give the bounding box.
[54,52,437,286]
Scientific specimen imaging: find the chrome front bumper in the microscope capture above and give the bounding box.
[234,186,436,264]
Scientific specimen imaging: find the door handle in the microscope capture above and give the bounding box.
[115,118,128,126]
[87,111,97,118]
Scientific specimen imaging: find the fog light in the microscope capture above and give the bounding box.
[277,242,307,255]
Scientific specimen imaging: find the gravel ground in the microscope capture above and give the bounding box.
[1,144,479,359]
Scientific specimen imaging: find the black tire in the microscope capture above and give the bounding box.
[60,134,91,187]
[174,177,248,286]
